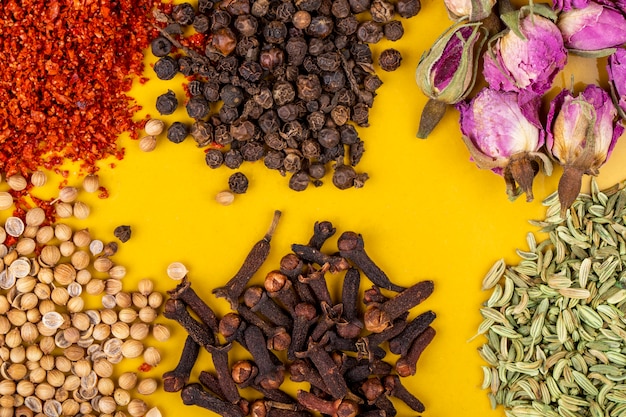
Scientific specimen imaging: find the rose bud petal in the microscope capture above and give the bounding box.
[557,1,626,56]
[608,47,626,119]
[415,22,487,138]
[456,88,553,202]
[546,85,625,215]
[483,13,567,96]
[444,0,496,22]
[552,0,590,12]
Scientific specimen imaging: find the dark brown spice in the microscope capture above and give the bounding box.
[363,280,434,333]
[265,271,299,314]
[244,325,285,390]
[291,244,350,273]
[168,277,220,333]
[296,390,359,417]
[198,371,226,398]
[388,310,436,356]
[181,383,246,417]
[337,231,406,293]
[113,225,132,243]
[207,344,242,405]
[296,335,348,399]
[163,298,216,348]
[244,286,293,328]
[378,48,402,72]
[298,264,333,306]
[395,326,436,377]
[214,210,282,309]
[163,335,201,392]
[383,374,425,412]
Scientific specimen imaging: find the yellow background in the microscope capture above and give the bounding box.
[11,0,626,416]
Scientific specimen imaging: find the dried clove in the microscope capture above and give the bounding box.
[244,324,285,389]
[388,310,436,356]
[309,302,344,342]
[337,232,405,292]
[383,374,425,412]
[341,267,361,323]
[307,221,336,250]
[198,371,226,398]
[395,326,436,377]
[296,390,359,417]
[362,285,388,305]
[291,243,350,273]
[181,383,245,417]
[360,377,385,404]
[358,315,408,360]
[244,286,293,328]
[168,277,220,333]
[265,270,299,314]
[250,400,313,417]
[296,335,348,399]
[289,359,332,395]
[289,303,318,360]
[163,298,215,347]
[207,343,242,404]
[298,263,333,306]
[214,210,282,308]
[163,335,201,392]
[363,280,434,333]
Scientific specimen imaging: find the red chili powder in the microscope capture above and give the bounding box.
[0,0,158,178]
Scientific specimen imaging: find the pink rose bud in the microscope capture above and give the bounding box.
[546,85,624,215]
[456,88,553,202]
[415,22,487,138]
[557,1,626,56]
[608,48,626,119]
[444,0,496,21]
[483,12,567,95]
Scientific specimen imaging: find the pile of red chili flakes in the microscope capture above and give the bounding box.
[0,0,158,178]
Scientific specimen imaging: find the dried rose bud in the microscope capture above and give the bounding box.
[608,48,626,120]
[444,0,495,21]
[546,85,624,215]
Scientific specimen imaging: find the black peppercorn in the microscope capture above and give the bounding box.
[349,0,370,13]
[370,0,394,23]
[307,16,334,38]
[285,37,308,66]
[349,141,365,165]
[236,37,261,61]
[167,122,189,144]
[203,81,220,103]
[242,99,264,119]
[228,172,249,194]
[114,225,132,243]
[317,52,341,72]
[295,0,322,12]
[396,0,421,18]
[283,153,302,173]
[331,0,351,17]
[264,133,286,150]
[289,171,310,191]
[258,110,280,134]
[292,10,311,29]
[215,125,234,146]
[301,139,321,159]
[308,162,326,179]
[350,43,373,63]
[205,149,224,169]
[224,0,251,15]
[273,81,296,106]
[219,106,239,125]
[156,90,178,115]
[321,71,346,93]
[221,84,245,108]
[383,20,404,41]
[151,36,172,57]
[188,80,204,97]
[357,21,383,44]
[330,105,350,126]
[241,141,265,161]
[336,16,359,35]
[307,111,326,131]
[277,103,300,122]
[296,75,322,101]
[224,149,244,168]
[230,119,257,141]
[264,150,285,170]
[186,96,210,119]
[264,21,288,44]
[259,48,285,71]
[332,164,356,189]
[198,0,214,13]
[318,128,340,149]
[351,103,370,126]
[193,14,211,33]
[276,2,297,21]
[179,58,197,78]
[339,124,359,145]
[153,56,179,80]
[191,121,214,147]
[234,15,259,37]
[363,74,383,92]
[211,10,232,30]
[378,48,402,71]
[172,3,196,25]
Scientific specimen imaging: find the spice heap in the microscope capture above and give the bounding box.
[416,0,626,212]
[0,211,165,417]
[163,211,436,416]
[147,0,422,191]
[477,179,626,417]
[0,0,157,178]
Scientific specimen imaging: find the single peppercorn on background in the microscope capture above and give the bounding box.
[4,1,626,417]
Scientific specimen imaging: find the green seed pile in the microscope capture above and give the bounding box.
[477,179,626,417]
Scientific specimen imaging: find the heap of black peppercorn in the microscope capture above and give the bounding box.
[150,0,422,191]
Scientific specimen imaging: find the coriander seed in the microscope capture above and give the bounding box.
[31,171,47,187]
[167,262,188,280]
[139,135,157,152]
[7,174,27,191]
[55,202,73,218]
[144,119,165,136]
[72,201,90,219]
[137,378,158,395]
[215,190,235,206]
[0,192,13,210]
[82,174,100,193]
[152,324,170,342]
[118,372,138,391]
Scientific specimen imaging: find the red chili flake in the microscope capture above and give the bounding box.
[0,0,158,179]
[138,363,153,372]
[97,186,110,199]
